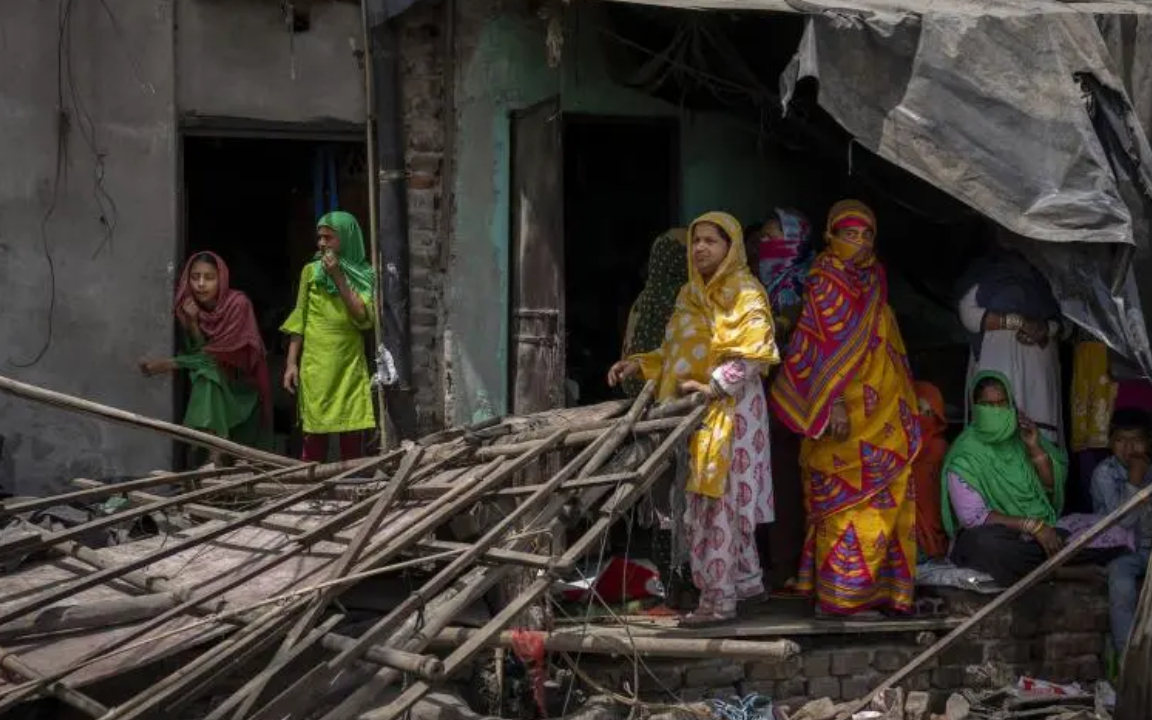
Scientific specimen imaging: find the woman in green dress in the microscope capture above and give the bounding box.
[281,211,377,461]
[139,252,272,465]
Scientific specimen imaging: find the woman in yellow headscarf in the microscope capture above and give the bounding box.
[770,200,920,617]
[608,212,780,626]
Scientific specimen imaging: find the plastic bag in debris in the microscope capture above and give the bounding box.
[915,558,1002,594]
[553,556,664,604]
[1013,677,1085,698]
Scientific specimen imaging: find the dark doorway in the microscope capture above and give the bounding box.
[179,135,368,465]
[562,116,679,406]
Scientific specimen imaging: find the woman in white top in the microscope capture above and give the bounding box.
[956,232,1069,444]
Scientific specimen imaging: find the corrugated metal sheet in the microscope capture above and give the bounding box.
[604,0,1152,17]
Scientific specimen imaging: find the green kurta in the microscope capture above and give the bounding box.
[174,337,265,446]
[281,264,376,434]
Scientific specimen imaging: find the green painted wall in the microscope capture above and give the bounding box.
[448,2,784,423]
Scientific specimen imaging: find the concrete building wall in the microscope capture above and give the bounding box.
[444,0,790,424]
[0,0,178,494]
[176,0,366,124]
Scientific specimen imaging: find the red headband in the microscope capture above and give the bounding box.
[832,216,872,232]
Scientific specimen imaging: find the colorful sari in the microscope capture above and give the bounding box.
[770,200,920,615]
[632,212,780,617]
[756,208,814,340]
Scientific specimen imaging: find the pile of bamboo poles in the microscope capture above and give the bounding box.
[0,373,798,720]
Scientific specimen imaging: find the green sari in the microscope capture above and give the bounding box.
[175,336,267,447]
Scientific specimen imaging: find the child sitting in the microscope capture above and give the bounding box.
[1091,408,1152,655]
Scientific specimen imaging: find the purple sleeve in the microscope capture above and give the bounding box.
[947,471,992,527]
[711,359,761,397]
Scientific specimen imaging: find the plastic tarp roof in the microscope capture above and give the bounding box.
[608,0,1152,371]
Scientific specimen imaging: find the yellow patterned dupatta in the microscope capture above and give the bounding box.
[632,212,780,498]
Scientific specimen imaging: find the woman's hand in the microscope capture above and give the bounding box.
[607,360,639,387]
[677,379,714,399]
[1019,413,1042,450]
[283,363,300,395]
[321,250,343,279]
[1033,523,1064,557]
[828,400,850,442]
[1017,318,1049,348]
[138,358,174,377]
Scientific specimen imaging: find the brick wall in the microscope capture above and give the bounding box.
[575,581,1110,710]
[397,0,448,433]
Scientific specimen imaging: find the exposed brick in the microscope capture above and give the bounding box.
[968,611,1013,640]
[684,661,743,689]
[873,646,913,672]
[746,656,801,681]
[931,666,965,690]
[829,649,872,676]
[939,641,985,667]
[839,672,881,701]
[1041,633,1105,659]
[904,671,932,692]
[806,675,841,701]
[773,679,806,699]
[983,639,1031,664]
[803,650,832,678]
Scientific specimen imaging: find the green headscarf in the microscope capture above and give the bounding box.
[940,369,1067,537]
[622,229,689,397]
[313,211,376,297]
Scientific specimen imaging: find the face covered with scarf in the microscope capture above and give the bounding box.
[826,199,877,266]
[940,370,1067,536]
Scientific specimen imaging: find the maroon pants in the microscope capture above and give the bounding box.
[301,432,365,463]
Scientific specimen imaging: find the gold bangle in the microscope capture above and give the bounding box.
[1005,313,1024,331]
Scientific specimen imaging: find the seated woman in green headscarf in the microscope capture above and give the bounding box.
[943,370,1130,586]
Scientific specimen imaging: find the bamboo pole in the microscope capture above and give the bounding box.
[325,389,654,680]
[0,465,251,517]
[0,593,179,642]
[429,627,800,661]
[247,566,514,720]
[0,373,299,467]
[322,388,680,720]
[359,412,690,720]
[0,460,369,629]
[228,446,425,717]
[0,463,309,560]
[81,437,558,720]
[844,478,1152,716]
[475,417,681,458]
[358,0,390,452]
[0,642,108,717]
[71,476,557,569]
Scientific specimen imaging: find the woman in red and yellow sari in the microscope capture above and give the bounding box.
[770,200,920,616]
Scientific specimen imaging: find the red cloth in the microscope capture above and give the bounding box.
[509,630,548,716]
[174,252,271,423]
[911,381,949,560]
